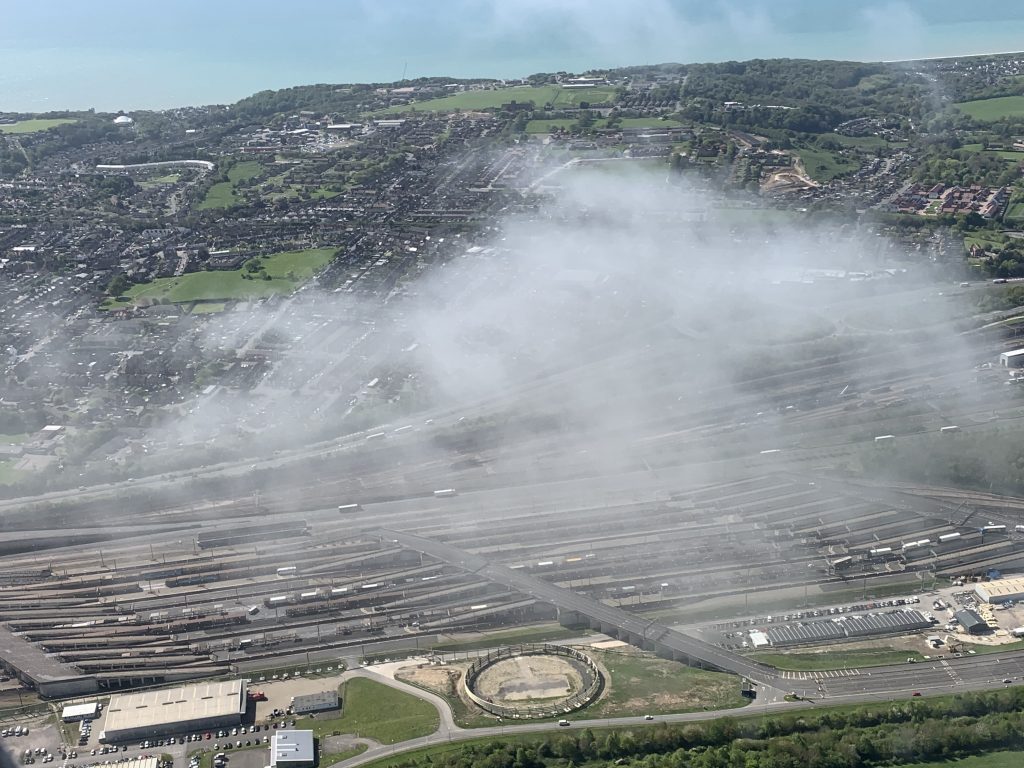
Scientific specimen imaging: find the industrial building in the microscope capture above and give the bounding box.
[1000,349,1024,368]
[100,679,247,743]
[955,609,988,635]
[758,610,931,647]
[290,691,339,715]
[270,730,315,768]
[61,702,99,722]
[974,577,1024,604]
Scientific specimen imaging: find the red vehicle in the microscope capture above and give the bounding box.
[247,691,268,702]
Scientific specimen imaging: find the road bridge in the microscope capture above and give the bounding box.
[374,529,779,685]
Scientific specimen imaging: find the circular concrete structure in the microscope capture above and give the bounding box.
[463,644,603,719]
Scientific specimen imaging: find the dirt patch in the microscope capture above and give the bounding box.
[473,655,582,703]
[396,665,464,698]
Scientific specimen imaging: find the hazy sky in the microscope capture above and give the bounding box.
[3,0,1024,110]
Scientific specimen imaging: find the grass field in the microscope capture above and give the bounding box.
[749,647,924,671]
[828,134,891,149]
[322,744,367,767]
[956,96,1024,121]
[294,678,438,745]
[586,650,748,718]
[431,625,586,652]
[0,434,28,444]
[0,461,25,486]
[198,160,263,210]
[0,118,77,134]
[795,146,860,181]
[105,248,335,306]
[380,85,618,114]
[189,302,227,314]
[914,752,1024,768]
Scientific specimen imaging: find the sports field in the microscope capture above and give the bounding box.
[380,85,618,114]
[956,95,1024,121]
[0,118,77,134]
[105,248,335,306]
[198,160,264,210]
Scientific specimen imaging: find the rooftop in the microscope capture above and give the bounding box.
[270,730,314,766]
[104,679,247,734]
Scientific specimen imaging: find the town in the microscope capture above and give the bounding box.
[6,50,1024,768]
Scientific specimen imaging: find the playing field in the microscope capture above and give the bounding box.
[107,248,335,306]
[0,118,77,134]
[380,85,618,114]
[956,95,1024,121]
[198,160,264,210]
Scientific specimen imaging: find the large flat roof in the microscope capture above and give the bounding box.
[104,679,246,734]
[271,730,314,766]
[0,624,85,682]
[976,576,1024,601]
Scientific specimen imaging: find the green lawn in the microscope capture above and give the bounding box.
[0,434,28,444]
[827,134,892,149]
[105,248,335,306]
[380,85,618,114]
[956,96,1024,121]
[0,118,77,134]
[139,173,181,188]
[431,625,584,652]
[913,752,1024,768]
[0,461,25,486]
[585,650,748,719]
[198,160,264,210]
[323,745,367,766]
[190,302,227,314]
[295,677,438,745]
[748,648,924,671]
[795,146,860,182]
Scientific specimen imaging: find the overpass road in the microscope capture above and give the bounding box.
[375,528,782,687]
[375,528,1024,703]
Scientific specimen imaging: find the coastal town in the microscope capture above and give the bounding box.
[1,53,1024,490]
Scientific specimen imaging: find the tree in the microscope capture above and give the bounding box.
[106,274,130,296]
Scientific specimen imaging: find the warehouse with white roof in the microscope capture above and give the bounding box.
[975,576,1024,604]
[100,679,247,743]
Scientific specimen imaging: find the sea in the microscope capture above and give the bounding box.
[2,1,1024,113]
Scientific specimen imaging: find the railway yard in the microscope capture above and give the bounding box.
[2,264,1024,768]
[2,276,1024,703]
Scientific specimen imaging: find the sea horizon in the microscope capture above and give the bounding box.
[3,2,1024,114]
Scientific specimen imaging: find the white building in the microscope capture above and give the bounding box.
[1000,349,1024,368]
[61,702,99,722]
[270,730,315,768]
[975,576,1024,604]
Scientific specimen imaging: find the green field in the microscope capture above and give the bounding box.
[431,625,584,652]
[795,146,860,181]
[0,461,25,486]
[189,302,227,314]
[0,118,77,134]
[0,434,28,444]
[104,248,335,306]
[749,647,924,671]
[914,752,1024,768]
[380,85,618,114]
[956,96,1024,121]
[198,160,264,210]
[295,677,438,745]
[585,650,748,719]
